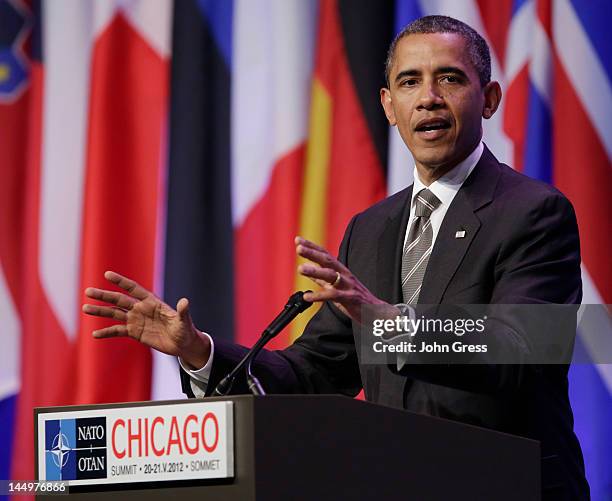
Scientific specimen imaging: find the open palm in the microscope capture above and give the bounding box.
[83,271,208,364]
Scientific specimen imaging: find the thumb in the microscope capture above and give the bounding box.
[176,297,191,322]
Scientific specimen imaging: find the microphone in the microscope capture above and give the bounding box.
[213,291,313,396]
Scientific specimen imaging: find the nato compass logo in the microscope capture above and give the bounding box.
[45,418,107,481]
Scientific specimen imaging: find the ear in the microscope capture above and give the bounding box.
[482,81,502,119]
[380,87,397,126]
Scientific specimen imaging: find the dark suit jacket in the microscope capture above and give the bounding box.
[181,146,589,499]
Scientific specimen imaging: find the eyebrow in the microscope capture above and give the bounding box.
[394,66,470,83]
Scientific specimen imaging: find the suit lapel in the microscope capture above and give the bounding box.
[418,193,481,304]
[419,146,501,305]
[376,186,412,304]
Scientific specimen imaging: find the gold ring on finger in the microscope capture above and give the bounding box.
[331,271,341,287]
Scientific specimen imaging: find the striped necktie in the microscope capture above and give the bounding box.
[401,188,441,304]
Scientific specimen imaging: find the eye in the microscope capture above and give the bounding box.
[441,75,461,84]
[400,78,418,87]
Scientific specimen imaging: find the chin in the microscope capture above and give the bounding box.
[413,151,453,170]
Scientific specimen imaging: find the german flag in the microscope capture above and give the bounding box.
[292,0,394,339]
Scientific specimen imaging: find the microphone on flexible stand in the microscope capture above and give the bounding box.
[213,291,313,396]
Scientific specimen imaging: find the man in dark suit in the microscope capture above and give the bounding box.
[84,16,589,500]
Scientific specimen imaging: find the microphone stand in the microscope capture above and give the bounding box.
[213,332,273,396]
[245,347,266,396]
[213,291,312,396]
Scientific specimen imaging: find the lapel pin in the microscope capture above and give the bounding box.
[455,230,466,238]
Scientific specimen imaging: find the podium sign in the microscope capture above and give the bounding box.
[35,396,540,500]
[36,400,234,487]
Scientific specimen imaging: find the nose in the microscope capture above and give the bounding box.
[416,81,444,110]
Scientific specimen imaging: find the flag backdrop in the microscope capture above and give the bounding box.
[0,0,609,498]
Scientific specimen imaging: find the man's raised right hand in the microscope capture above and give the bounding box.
[82,271,210,370]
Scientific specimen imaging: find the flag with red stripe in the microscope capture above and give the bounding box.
[0,0,171,483]
[292,0,393,338]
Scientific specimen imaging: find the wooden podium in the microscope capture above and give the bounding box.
[36,395,540,500]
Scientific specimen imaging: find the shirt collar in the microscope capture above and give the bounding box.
[411,141,484,209]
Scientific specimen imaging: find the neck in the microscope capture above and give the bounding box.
[415,162,457,186]
[415,139,482,185]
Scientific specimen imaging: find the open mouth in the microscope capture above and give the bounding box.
[415,119,451,132]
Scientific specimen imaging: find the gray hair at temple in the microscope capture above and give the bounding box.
[385,15,492,87]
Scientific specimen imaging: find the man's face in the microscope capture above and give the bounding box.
[381,33,499,175]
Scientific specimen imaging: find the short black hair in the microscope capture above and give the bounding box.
[385,15,491,87]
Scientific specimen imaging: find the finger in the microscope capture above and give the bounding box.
[295,236,340,270]
[85,287,136,310]
[92,324,128,339]
[295,236,328,253]
[303,288,346,303]
[176,298,191,322]
[303,274,332,290]
[82,304,128,321]
[299,264,341,287]
[296,245,346,273]
[103,271,150,300]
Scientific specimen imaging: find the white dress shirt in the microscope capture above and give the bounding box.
[181,141,485,397]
